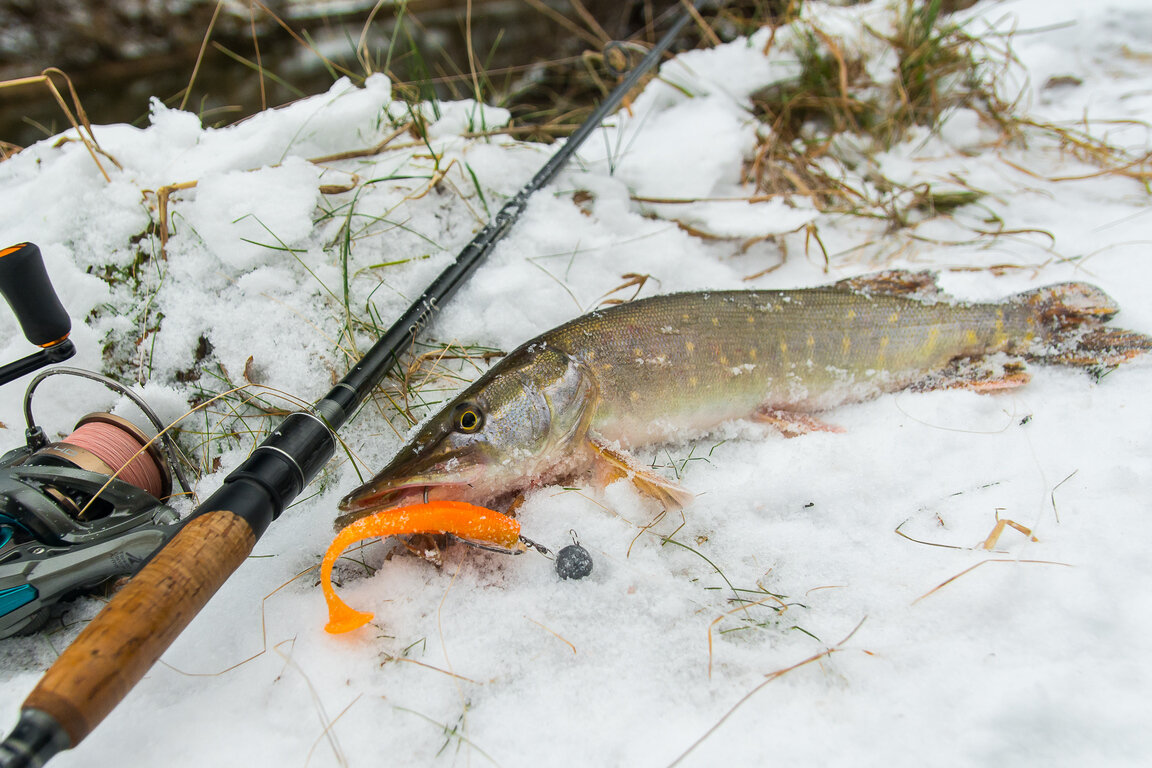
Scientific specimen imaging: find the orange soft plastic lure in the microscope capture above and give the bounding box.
[321,501,521,634]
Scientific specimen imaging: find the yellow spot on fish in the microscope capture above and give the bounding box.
[964,330,978,346]
[711,317,720,327]
[780,341,788,354]
[633,347,643,357]
[806,335,815,348]
[600,362,613,371]
[924,327,941,352]
[846,309,857,320]
[888,312,899,323]
[877,336,889,364]
[630,390,640,403]
[682,314,691,322]
[749,347,758,361]
[719,355,729,366]
[685,341,695,353]
[689,376,698,388]
[747,315,756,324]
[842,336,851,355]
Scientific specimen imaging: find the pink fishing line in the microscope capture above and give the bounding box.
[61,421,165,498]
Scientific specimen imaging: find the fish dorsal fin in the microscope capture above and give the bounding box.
[833,270,942,301]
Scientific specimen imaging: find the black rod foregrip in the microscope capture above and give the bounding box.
[0,243,71,348]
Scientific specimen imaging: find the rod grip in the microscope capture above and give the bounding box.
[0,243,71,347]
[19,510,256,747]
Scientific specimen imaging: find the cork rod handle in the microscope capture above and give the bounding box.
[22,510,255,746]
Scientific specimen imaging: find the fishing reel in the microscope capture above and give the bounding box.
[0,243,188,639]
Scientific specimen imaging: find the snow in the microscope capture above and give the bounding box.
[2,0,1151,766]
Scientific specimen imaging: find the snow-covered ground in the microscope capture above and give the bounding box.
[2,0,1151,765]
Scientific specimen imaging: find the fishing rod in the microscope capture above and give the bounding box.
[0,4,704,766]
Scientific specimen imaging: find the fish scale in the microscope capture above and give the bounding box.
[336,271,1151,523]
[543,289,1029,444]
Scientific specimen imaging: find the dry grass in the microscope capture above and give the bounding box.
[740,0,1150,230]
[7,0,1151,476]
[0,68,122,180]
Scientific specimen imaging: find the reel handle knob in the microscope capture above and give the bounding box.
[0,243,71,347]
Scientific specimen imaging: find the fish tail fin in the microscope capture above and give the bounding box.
[1038,327,1152,368]
[1012,283,1152,368]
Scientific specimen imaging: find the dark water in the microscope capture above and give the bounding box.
[0,0,684,151]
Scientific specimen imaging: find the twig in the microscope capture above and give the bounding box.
[680,0,721,47]
[520,0,604,47]
[913,559,1072,604]
[1049,469,1078,524]
[0,69,120,180]
[392,657,481,684]
[465,0,482,104]
[308,122,413,164]
[249,1,267,110]
[669,618,868,767]
[570,0,612,45]
[182,0,224,111]
[151,180,199,256]
[524,615,577,654]
[707,593,789,678]
[251,0,359,80]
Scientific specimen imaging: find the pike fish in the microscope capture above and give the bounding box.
[337,271,1150,526]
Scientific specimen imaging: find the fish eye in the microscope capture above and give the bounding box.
[454,403,484,433]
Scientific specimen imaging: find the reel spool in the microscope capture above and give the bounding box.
[27,413,173,512]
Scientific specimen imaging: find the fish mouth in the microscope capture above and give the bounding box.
[333,481,476,529]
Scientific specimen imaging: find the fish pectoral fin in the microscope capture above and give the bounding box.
[587,438,695,510]
[753,407,844,438]
[833,270,942,300]
[630,473,696,511]
[912,356,1031,393]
